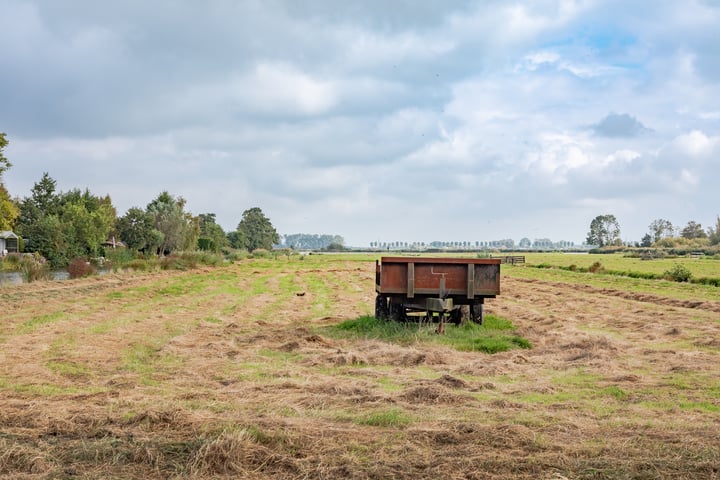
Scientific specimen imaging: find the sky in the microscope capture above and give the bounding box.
[2,0,719,247]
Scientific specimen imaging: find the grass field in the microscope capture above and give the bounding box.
[1,253,719,479]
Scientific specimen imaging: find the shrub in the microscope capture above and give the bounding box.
[663,264,693,282]
[127,259,152,271]
[692,277,720,287]
[588,261,604,273]
[160,251,224,270]
[249,248,271,259]
[19,252,51,283]
[104,248,136,270]
[67,257,96,279]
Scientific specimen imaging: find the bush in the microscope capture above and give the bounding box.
[104,248,136,270]
[588,261,604,273]
[1,252,22,270]
[160,251,224,270]
[127,258,153,271]
[67,257,97,279]
[249,248,271,259]
[663,264,693,282]
[19,252,51,283]
[692,277,720,287]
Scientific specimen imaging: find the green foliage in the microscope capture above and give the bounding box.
[282,233,345,250]
[586,214,621,247]
[19,252,51,282]
[146,191,198,254]
[681,221,707,239]
[198,213,227,253]
[640,233,652,248]
[664,264,693,282]
[708,216,720,246]
[1,252,22,270]
[248,248,272,258]
[0,183,19,230]
[0,132,10,177]
[648,218,674,243]
[116,207,162,253]
[323,242,347,251]
[235,207,279,252]
[14,174,116,267]
[159,251,224,270]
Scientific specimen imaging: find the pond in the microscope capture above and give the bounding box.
[0,270,71,285]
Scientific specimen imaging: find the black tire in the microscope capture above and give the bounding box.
[375,295,389,320]
[470,304,483,324]
[449,308,463,325]
[388,302,406,322]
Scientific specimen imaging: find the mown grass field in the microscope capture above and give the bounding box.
[1,253,719,479]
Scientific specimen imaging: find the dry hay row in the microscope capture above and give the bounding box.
[2,403,719,480]
[0,269,188,305]
[511,276,720,313]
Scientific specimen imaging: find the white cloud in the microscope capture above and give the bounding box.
[672,130,718,157]
[3,0,720,246]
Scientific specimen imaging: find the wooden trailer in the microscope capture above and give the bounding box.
[375,257,500,325]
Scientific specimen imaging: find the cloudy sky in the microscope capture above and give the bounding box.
[2,0,719,246]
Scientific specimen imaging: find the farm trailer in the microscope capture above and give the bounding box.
[375,257,500,326]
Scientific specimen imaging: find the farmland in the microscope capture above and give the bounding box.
[1,253,719,479]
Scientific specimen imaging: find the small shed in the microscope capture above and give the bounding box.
[0,231,19,255]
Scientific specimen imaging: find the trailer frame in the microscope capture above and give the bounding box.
[375,256,500,325]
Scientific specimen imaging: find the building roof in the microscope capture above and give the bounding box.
[0,231,19,239]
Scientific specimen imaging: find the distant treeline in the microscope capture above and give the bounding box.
[279,234,345,250]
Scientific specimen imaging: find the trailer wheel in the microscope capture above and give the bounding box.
[375,295,389,320]
[449,308,463,325]
[470,304,483,325]
[388,302,406,322]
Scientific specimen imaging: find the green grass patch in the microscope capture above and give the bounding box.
[305,273,333,317]
[601,385,629,401]
[352,408,414,427]
[17,311,68,333]
[47,359,92,380]
[257,348,303,362]
[324,314,531,353]
[120,341,184,385]
[0,376,104,396]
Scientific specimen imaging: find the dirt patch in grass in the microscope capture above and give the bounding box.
[1,258,719,479]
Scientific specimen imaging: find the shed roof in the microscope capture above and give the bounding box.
[0,231,19,239]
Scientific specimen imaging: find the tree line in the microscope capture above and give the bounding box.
[586,214,720,248]
[0,133,283,267]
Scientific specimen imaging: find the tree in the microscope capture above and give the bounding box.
[235,207,279,251]
[198,213,227,253]
[146,191,197,254]
[707,216,720,246]
[58,189,116,257]
[680,221,707,239]
[116,207,162,252]
[0,133,19,230]
[226,230,242,249]
[586,214,621,247]
[640,233,652,248]
[0,133,10,177]
[15,175,117,266]
[648,218,674,243]
[0,183,18,230]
